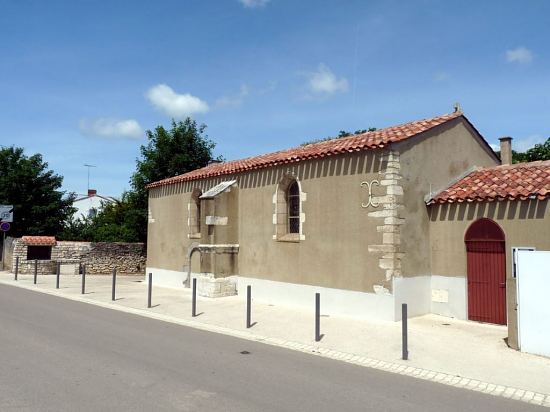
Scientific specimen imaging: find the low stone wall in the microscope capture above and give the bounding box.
[10,239,146,275]
[82,242,146,275]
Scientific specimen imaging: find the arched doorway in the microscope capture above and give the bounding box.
[465,218,506,325]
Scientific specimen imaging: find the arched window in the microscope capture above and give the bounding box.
[188,188,202,238]
[274,175,304,240]
[287,181,300,234]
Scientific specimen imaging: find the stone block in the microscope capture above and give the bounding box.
[386,185,403,196]
[370,195,396,205]
[384,217,405,225]
[367,209,397,218]
[382,232,401,245]
[368,244,397,253]
[376,225,400,233]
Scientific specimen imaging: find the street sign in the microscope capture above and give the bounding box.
[0,222,10,232]
[0,205,13,223]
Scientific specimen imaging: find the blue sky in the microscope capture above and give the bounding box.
[1,0,549,196]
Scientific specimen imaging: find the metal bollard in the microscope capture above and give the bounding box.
[192,278,197,317]
[14,256,19,280]
[112,268,117,301]
[315,292,321,342]
[34,260,38,284]
[147,272,152,308]
[81,265,86,294]
[56,262,60,289]
[246,285,252,328]
[402,303,408,360]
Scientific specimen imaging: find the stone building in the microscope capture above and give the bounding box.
[146,109,550,345]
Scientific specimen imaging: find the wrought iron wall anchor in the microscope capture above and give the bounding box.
[361,180,380,208]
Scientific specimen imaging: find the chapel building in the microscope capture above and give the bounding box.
[146,109,550,349]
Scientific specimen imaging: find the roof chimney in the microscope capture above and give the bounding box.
[88,189,97,197]
[499,137,513,165]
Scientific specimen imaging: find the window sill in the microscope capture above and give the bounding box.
[276,234,301,243]
[188,233,201,239]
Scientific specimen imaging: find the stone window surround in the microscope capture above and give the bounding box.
[273,173,306,242]
[188,188,202,239]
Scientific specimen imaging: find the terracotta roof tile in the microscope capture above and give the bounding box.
[147,112,463,188]
[22,236,57,246]
[428,161,550,204]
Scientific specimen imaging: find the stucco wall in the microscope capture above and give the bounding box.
[147,150,397,294]
[396,117,499,278]
[428,199,550,348]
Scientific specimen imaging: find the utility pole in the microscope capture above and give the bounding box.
[84,164,97,192]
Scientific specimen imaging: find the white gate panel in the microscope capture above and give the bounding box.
[517,250,550,357]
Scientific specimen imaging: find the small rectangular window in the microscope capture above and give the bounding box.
[27,246,52,261]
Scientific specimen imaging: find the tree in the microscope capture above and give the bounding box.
[524,138,550,162]
[127,118,219,242]
[0,146,75,237]
[132,118,219,206]
[61,118,219,243]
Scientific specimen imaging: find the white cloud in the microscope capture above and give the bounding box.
[239,0,270,8]
[506,47,533,64]
[79,118,143,139]
[146,84,209,118]
[489,143,500,152]
[306,64,349,96]
[215,85,249,108]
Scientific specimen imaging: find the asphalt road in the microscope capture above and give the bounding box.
[0,284,544,412]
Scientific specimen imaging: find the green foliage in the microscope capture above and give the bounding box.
[523,138,550,162]
[59,194,142,242]
[301,127,377,146]
[132,119,219,200]
[0,146,75,237]
[61,118,219,243]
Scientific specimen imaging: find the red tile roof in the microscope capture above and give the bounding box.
[147,112,464,188]
[22,236,57,246]
[428,161,550,204]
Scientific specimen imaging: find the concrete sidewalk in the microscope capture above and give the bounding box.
[1,271,549,407]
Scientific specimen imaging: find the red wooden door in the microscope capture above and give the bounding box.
[465,219,507,325]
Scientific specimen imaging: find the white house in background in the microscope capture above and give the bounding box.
[72,189,117,220]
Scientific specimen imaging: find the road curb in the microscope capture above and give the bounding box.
[1,277,549,408]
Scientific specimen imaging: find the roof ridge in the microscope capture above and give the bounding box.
[428,160,550,204]
[484,160,550,171]
[147,111,462,189]
[299,112,458,147]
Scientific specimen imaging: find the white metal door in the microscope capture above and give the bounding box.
[517,250,550,357]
